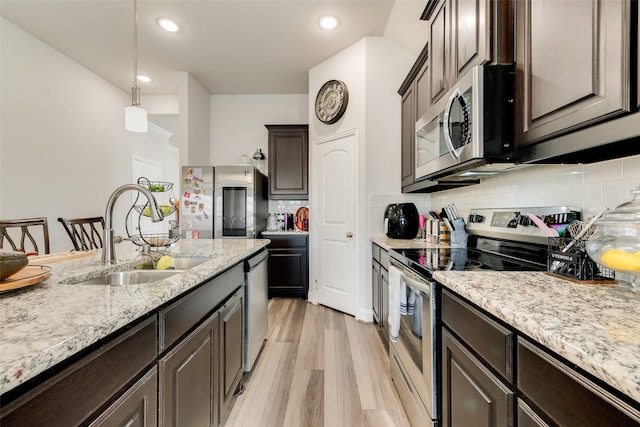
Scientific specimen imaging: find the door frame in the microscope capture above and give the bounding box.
[308,128,360,316]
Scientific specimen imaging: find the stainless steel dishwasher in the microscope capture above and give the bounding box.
[243,249,269,372]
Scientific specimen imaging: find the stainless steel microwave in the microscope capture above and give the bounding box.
[415,64,516,181]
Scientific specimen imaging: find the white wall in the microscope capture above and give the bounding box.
[179,72,211,166]
[210,94,308,168]
[428,156,640,222]
[1,18,178,253]
[309,36,414,321]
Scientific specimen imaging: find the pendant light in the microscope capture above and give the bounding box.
[124,0,148,133]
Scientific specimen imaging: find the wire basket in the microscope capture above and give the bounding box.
[547,237,615,282]
[136,177,173,193]
[130,233,179,248]
[133,204,176,218]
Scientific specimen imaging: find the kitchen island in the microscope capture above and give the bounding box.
[0,239,269,405]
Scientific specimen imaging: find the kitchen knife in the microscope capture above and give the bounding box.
[450,204,461,220]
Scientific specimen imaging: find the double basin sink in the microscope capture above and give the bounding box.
[75,257,212,286]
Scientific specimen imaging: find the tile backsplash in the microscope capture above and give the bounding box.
[369,153,640,237]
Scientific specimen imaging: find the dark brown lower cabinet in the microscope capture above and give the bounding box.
[219,289,244,422]
[88,367,157,427]
[441,329,515,427]
[159,311,219,427]
[266,234,308,299]
[0,316,157,427]
[517,339,640,427]
[439,288,640,427]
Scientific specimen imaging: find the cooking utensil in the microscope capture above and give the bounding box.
[527,213,559,237]
[563,207,608,253]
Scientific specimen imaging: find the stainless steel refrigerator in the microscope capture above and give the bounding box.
[214,166,268,238]
[180,166,214,239]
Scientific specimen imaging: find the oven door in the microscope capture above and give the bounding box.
[389,264,438,424]
[415,66,484,180]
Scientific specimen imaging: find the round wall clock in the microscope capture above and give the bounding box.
[315,80,349,124]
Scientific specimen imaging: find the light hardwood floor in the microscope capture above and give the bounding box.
[224,299,411,427]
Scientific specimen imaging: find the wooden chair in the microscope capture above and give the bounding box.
[58,217,105,251]
[0,217,50,255]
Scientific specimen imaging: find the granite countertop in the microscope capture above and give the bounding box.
[434,270,640,406]
[371,235,451,251]
[0,238,269,395]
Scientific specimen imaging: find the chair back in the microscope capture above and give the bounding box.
[0,217,50,255]
[58,217,105,251]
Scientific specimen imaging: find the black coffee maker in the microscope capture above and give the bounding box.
[384,203,419,239]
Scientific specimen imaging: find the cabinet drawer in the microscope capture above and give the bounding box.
[372,243,381,263]
[441,290,514,382]
[267,234,308,249]
[379,248,389,270]
[517,339,640,427]
[160,264,243,352]
[0,316,157,427]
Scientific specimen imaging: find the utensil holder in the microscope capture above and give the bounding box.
[547,237,614,282]
[450,219,468,248]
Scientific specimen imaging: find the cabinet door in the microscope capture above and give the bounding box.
[380,265,389,342]
[267,246,309,299]
[450,0,490,81]
[219,290,244,422]
[401,86,416,188]
[517,399,551,427]
[441,329,514,427]
[372,260,381,324]
[516,0,632,146]
[429,0,449,105]
[266,125,309,199]
[88,367,157,427]
[159,312,218,427]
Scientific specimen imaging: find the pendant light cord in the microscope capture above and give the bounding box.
[131,0,140,106]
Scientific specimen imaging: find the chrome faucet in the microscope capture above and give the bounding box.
[102,184,164,264]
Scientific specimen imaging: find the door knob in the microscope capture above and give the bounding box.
[346,232,353,238]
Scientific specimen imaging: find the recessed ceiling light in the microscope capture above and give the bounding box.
[319,15,339,30]
[157,18,179,33]
[137,74,152,83]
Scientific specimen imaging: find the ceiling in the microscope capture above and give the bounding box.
[0,0,427,96]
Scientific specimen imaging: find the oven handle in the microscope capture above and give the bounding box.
[400,269,434,296]
[443,88,462,160]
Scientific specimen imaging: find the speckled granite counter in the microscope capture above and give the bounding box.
[371,235,450,251]
[0,238,269,395]
[434,270,640,406]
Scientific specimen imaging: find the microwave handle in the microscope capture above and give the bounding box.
[443,89,461,160]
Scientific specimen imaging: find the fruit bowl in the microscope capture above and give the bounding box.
[586,188,640,290]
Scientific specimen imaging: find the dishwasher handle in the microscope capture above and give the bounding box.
[245,249,268,271]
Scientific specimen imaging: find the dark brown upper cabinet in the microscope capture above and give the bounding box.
[422,0,512,109]
[266,124,308,200]
[516,0,633,148]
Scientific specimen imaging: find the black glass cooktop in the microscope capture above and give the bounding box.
[390,247,546,279]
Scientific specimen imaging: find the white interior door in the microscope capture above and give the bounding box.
[312,129,358,315]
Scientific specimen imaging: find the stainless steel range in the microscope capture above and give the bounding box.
[387,206,580,427]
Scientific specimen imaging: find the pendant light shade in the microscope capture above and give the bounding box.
[125,0,148,133]
[125,105,148,133]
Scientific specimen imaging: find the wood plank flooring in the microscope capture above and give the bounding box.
[224,299,411,427]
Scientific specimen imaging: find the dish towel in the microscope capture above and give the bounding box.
[388,265,406,342]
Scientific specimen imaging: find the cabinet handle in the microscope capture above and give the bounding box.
[346,232,353,238]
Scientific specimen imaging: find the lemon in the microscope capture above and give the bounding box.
[156,255,174,270]
[600,249,640,272]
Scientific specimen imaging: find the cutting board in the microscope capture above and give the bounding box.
[28,250,94,265]
[0,265,50,293]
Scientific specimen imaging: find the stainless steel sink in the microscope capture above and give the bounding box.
[134,257,211,270]
[77,270,181,286]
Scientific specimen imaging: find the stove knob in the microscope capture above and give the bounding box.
[468,214,484,223]
[518,215,531,226]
